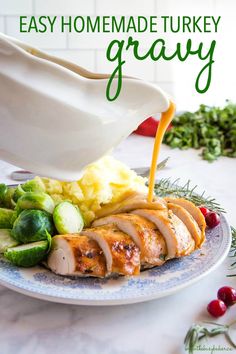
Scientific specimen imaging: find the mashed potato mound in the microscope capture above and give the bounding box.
[35,156,147,225]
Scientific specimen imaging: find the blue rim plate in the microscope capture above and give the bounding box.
[0,211,231,305]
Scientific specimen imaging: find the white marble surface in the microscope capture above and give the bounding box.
[0,134,236,354]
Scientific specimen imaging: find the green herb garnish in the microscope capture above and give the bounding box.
[164,101,236,162]
[154,178,225,213]
[227,227,236,277]
[184,321,236,354]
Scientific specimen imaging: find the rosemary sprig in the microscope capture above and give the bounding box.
[184,321,236,354]
[154,178,225,214]
[230,227,236,256]
[227,227,236,277]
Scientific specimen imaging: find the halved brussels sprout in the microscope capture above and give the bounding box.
[13,179,46,204]
[53,201,84,234]
[11,209,54,243]
[17,192,55,214]
[4,239,50,267]
[0,184,8,204]
[0,208,16,228]
[1,187,16,209]
[0,229,19,253]
[22,179,45,193]
[12,185,25,203]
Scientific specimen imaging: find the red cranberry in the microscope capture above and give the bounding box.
[199,206,210,217]
[207,299,227,317]
[217,286,236,307]
[205,212,220,228]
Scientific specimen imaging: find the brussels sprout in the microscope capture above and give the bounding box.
[0,184,8,204]
[0,208,16,228]
[17,192,55,214]
[45,230,52,251]
[1,187,16,209]
[53,201,84,234]
[4,240,49,267]
[11,209,54,243]
[22,179,45,193]
[0,229,19,253]
[12,185,26,202]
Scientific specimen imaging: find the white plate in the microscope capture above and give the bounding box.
[0,214,231,305]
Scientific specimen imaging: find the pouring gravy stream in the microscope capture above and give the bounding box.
[148,101,176,202]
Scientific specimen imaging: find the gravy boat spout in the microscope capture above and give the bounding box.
[0,33,170,180]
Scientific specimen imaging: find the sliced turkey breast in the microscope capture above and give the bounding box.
[164,197,206,245]
[95,193,166,219]
[47,234,106,277]
[167,203,201,248]
[81,224,140,276]
[93,213,167,267]
[132,209,195,259]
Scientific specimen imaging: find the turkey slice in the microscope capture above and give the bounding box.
[132,209,195,259]
[47,234,106,277]
[95,192,166,219]
[93,213,167,267]
[165,197,206,245]
[167,203,201,248]
[82,224,140,276]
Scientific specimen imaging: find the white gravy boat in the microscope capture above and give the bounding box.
[0,33,169,181]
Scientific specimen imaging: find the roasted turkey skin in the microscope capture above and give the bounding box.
[82,224,140,276]
[47,234,106,277]
[93,213,167,267]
